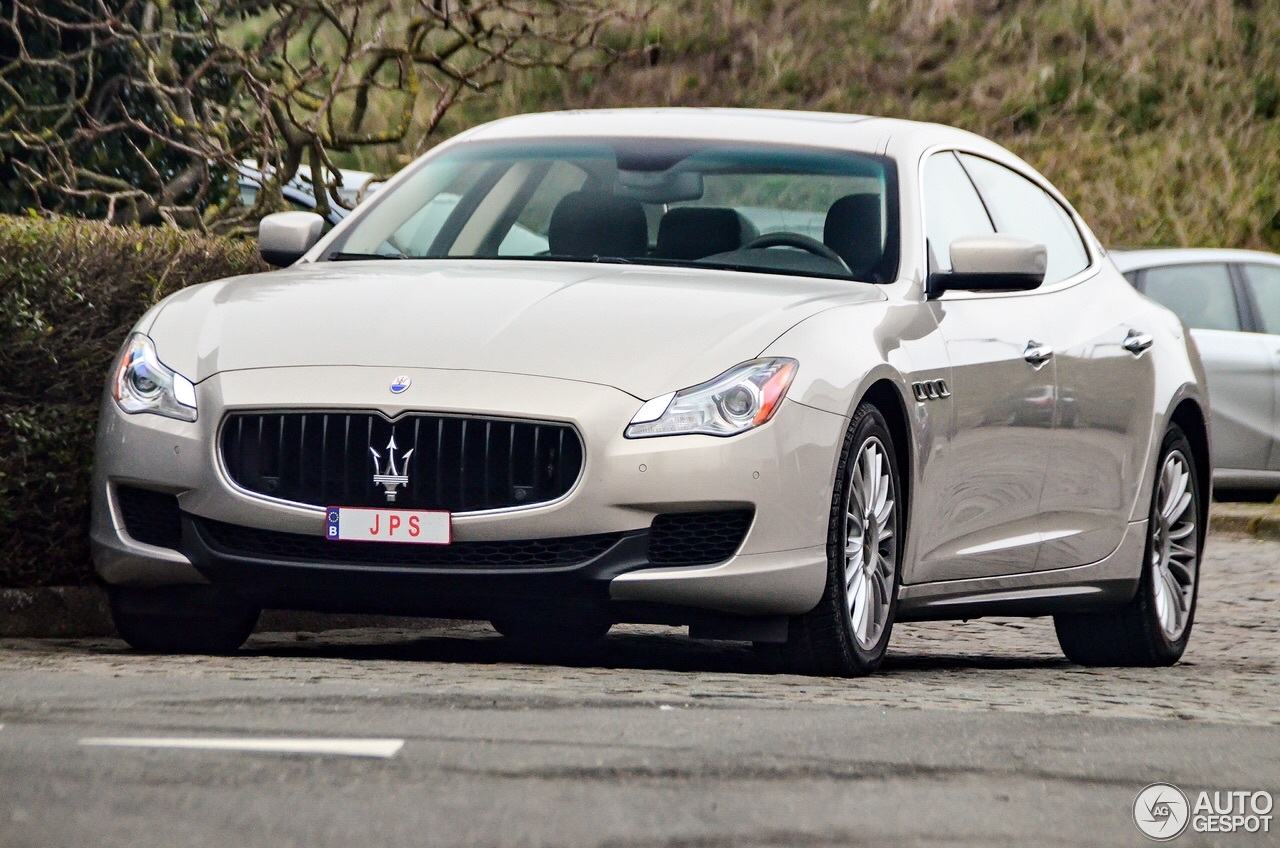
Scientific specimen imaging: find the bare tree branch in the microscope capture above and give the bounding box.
[0,0,650,232]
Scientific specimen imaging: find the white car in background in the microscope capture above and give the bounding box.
[236,162,379,225]
[1114,248,1280,492]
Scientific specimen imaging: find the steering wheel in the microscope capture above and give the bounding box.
[742,233,851,274]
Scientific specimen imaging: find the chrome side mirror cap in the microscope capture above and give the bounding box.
[259,212,325,268]
[928,234,1048,298]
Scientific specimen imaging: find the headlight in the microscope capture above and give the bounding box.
[111,333,198,422]
[625,358,798,438]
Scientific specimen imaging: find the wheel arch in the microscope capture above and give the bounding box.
[857,378,914,553]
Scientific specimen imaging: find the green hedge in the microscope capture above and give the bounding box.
[0,215,266,587]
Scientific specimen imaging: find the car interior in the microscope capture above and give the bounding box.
[331,140,900,283]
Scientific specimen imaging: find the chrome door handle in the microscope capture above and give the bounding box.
[1023,340,1054,366]
[1123,329,1154,354]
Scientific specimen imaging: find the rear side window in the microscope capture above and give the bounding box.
[1241,263,1280,335]
[957,154,1089,285]
[923,152,994,273]
[1141,264,1240,331]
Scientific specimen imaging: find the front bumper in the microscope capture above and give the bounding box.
[91,366,843,618]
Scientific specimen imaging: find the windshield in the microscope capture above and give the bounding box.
[324,138,899,282]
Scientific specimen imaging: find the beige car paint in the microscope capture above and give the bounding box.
[92,108,1209,623]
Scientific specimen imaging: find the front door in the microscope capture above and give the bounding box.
[911,151,1054,581]
[921,294,1057,580]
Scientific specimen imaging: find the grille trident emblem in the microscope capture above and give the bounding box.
[370,435,414,502]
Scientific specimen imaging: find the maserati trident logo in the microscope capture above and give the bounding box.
[390,375,411,394]
[370,435,414,502]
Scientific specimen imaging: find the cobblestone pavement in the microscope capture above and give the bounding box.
[2,533,1278,848]
[1,532,1276,725]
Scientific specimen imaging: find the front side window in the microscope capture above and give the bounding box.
[1241,263,1280,335]
[325,139,899,282]
[957,154,1089,285]
[923,152,994,273]
[1140,264,1240,332]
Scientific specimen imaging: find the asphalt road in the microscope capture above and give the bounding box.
[1,533,1277,848]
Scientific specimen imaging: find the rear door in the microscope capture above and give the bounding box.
[1138,262,1272,475]
[1236,261,1280,472]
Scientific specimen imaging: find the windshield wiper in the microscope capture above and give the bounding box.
[328,251,403,261]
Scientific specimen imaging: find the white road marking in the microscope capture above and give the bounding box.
[78,736,404,758]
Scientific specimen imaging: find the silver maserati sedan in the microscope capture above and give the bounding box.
[93,109,1210,676]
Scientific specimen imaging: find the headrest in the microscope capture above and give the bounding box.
[655,207,759,260]
[547,190,648,258]
[824,194,883,277]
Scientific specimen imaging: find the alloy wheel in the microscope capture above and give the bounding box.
[1150,449,1198,641]
[844,436,897,651]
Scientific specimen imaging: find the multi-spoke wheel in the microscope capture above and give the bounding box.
[844,435,898,652]
[1150,450,1198,641]
[1054,425,1202,666]
[763,402,902,676]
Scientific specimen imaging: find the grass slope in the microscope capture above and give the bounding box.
[373,0,1280,252]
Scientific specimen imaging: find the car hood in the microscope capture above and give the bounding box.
[146,260,884,399]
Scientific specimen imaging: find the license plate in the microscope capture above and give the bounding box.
[325,507,451,545]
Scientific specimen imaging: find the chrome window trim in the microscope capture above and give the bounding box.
[916,144,1101,301]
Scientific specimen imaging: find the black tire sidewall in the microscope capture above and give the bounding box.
[829,405,903,669]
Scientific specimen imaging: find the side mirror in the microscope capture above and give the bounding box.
[927,234,1047,298]
[259,211,324,268]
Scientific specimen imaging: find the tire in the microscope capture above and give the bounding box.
[766,402,903,676]
[109,586,259,654]
[1054,425,1202,666]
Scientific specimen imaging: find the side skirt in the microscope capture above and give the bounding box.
[896,519,1145,622]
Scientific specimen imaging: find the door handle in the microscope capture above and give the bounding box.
[1023,340,1054,366]
[1123,329,1154,355]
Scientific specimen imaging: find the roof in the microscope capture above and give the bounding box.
[459,107,1001,160]
[1110,247,1280,272]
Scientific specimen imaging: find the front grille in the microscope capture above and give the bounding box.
[221,412,583,512]
[117,485,182,550]
[195,518,621,569]
[648,509,754,566]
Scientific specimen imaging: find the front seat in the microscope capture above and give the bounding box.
[547,189,648,258]
[824,193,883,279]
[655,207,759,260]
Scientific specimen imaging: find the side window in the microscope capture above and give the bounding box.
[1140,264,1240,332]
[923,152,993,273]
[957,154,1089,284]
[1241,263,1280,335]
